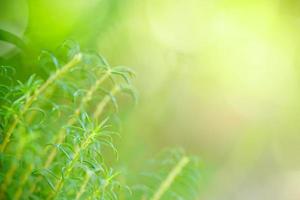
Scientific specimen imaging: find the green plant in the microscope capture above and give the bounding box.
[129,149,203,200]
[0,41,203,200]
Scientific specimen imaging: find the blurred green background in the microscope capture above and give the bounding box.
[1,0,300,199]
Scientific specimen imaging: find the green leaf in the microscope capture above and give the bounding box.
[0,29,26,50]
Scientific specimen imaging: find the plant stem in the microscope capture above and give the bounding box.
[13,164,33,200]
[48,129,98,200]
[0,53,82,152]
[150,156,190,200]
[28,70,111,196]
[93,85,120,119]
[44,69,111,168]
[5,86,57,197]
[87,171,118,200]
[28,73,113,197]
[88,181,106,200]
[48,84,120,199]
[0,139,27,199]
[75,172,91,200]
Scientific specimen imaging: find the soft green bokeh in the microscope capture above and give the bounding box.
[2,0,300,199]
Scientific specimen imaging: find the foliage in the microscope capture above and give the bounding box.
[0,40,202,200]
[130,149,203,200]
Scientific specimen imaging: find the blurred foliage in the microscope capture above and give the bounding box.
[1,0,300,199]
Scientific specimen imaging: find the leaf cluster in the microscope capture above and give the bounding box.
[0,40,203,200]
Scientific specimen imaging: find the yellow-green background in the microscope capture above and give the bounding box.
[2,0,300,199]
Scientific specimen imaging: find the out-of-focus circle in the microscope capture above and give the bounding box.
[146,0,211,52]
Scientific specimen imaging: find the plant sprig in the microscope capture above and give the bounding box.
[0,40,203,200]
